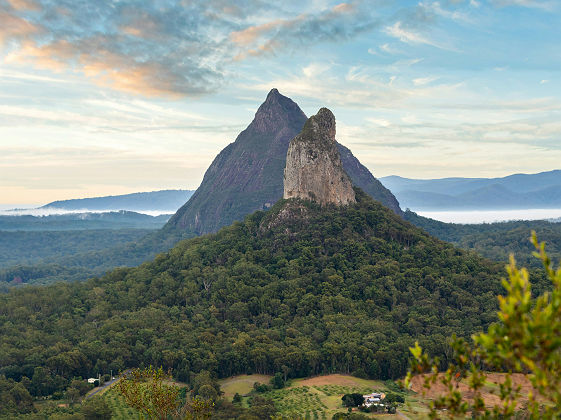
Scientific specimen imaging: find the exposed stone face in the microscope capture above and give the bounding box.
[283,108,356,206]
[166,89,402,235]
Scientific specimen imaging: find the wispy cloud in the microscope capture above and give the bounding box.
[383,21,456,51]
[491,0,556,10]
[0,1,383,97]
[0,0,474,97]
[413,76,438,86]
[230,3,378,60]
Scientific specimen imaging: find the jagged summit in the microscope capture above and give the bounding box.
[166,89,402,235]
[166,89,308,234]
[251,88,306,134]
[284,108,356,205]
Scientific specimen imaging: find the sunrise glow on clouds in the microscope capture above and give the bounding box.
[0,0,559,205]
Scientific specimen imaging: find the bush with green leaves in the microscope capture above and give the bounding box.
[341,393,364,407]
[81,397,112,420]
[407,232,561,419]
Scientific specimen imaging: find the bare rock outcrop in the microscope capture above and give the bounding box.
[283,108,356,206]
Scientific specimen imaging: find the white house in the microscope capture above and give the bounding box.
[363,392,385,408]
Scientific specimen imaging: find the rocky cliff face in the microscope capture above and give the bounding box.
[284,108,356,205]
[166,89,401,235]
[166,89,307,235]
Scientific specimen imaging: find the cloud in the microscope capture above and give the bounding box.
[0,1,380,97]
[230,2,377,60]
[0,1,470,98]
[0,11,41,43]
[6,0,39,11]
[384,21,453,50]
[491,0,555,10]
[1,1,233,97]
[413,76,438,86]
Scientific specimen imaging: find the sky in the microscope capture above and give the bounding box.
[0,0,560,206]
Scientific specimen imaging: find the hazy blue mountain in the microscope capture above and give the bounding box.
[380,170,561,210]
[42,189,194,212]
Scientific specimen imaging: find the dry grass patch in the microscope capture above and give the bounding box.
[219,374,272,398]
[409,372,537,411]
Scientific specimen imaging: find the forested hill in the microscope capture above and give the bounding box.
[404,210,561,268]
[0,189,523,403]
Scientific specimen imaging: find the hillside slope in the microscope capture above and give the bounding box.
[404,210,561,268]
[1,190,506,399]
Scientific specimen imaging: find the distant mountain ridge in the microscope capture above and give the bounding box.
[167,89,401,235]
[0,211,170,232]
[43,189,194,212]
[380,170,561,210]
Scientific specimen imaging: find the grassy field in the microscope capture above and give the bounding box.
[220,374,412,419]
[96,373,432,419]
[220,374,273,398]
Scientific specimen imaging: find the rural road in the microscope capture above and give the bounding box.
[85,371,128,400]
[397,410,412,420]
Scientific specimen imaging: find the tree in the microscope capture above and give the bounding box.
[270,372,285,389]
[232,393,242,404]
[406,233,561,419]
[116,367,183,420]
[0,376,34,415]
[66,387,81,405]
[384,392,404,404]
[116,367,213,420]
[81,397,113,420]
[198,384,218,401]
[341,393,364,407]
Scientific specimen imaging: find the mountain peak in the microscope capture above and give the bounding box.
[267,87,280,98]
[252,88,306,133]
[284,108,356,206]
[301,107,336,144]
[166,90,401,235]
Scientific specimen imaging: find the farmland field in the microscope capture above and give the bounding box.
[101,387,140,419]
[221,374,410,419]
[220,374,273,398]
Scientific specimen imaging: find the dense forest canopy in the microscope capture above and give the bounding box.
[2,189,538,412]
[0,228,192,290]
[405,211,561,268]
[0,229,153,270]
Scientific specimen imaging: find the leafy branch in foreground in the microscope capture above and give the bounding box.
[405,232,561,419]
[116,366,212,420]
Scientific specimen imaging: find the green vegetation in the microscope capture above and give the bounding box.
[0,212,170,231]
[0,189,517,416]
[0,374,34,416]
[407,233,561,419]
[263,386,326,416]
[116,366,211,420]
[80,397,113,420]
[0,228,192,288]
[341,393,364,407]
[0,229,152,270]
[405,210,561,268]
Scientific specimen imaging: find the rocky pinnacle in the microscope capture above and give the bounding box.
[283,108,356,206]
